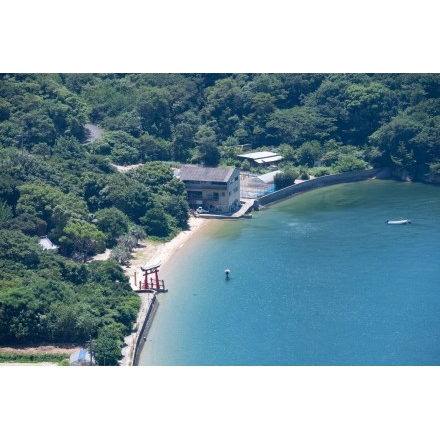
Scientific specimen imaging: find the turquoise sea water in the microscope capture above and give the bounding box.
[139,179,440,366]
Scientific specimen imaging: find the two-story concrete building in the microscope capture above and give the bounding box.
[177,165,240,213]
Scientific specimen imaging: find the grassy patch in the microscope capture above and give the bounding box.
[0,352,68,364]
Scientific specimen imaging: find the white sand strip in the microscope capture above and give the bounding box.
[120,216,207,365]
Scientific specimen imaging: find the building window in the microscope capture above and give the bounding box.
[188,191,203,198]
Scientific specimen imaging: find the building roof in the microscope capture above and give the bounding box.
[254,155,284,164]
[178,165,236,183]
[39,236,59,250]
[257,170,282,184]
[69,349,94,365]
[236,151,279,161]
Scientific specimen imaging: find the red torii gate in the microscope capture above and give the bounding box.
[139,261,163,291]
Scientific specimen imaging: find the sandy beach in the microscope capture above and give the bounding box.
[123,216,207,289]
[119,215,208,365]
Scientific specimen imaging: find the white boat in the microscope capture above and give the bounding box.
[385,219,411,225]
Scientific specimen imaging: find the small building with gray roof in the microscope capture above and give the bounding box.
[39,236,59,251]
[177,165,241,213]
[69,348,95,366]
[236,151,283,166]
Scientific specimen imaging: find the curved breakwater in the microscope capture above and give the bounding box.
[257,168,388,207]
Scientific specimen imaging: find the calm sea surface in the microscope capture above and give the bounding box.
[139,179,440,366]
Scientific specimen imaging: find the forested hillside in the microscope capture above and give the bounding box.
[1,73,439,363]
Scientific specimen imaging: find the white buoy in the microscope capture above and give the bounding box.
[224,269,230,279]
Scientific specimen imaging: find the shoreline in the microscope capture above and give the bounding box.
[123,215,208,290]
[2,170,390,365]
[120,170,388,365]
[119,216,208,365]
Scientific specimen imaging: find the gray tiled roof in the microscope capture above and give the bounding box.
[178,165,235,182]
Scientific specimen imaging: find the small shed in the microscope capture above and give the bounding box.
[69,349,95,366]
[257,170,282,184]
[236,151,284,167]
[240,170,280,198]
[39,236,59,251]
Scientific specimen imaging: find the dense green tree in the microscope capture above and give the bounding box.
[171,122,196,161]
[241,158,251,171]
[266,106,336,146]
[139,134,171,162]
[0,171,20,206]
[5,213,47,236]
[155,178,190,228]
[369,113,422,171]
[333,154,369,172]
[0,98,11,121]
[93,324,124,366]
[110,245,132,265]
[296,141,323,167]
[137,87,172,138]
[0,229,41,271]
[46,300,83,342]
[111,144,140,165]
[274,168,299,190]
[0,287,40,341]
[204,77,244,139]
[105,110,142,137]
[194,125,220,166]
[127,161,174,189]
[117,233,137,252]
[140,206,171,237]
[344,82,394,143]
[0,200,13,224]
[16,182,88,238]
[98,173,152,222]
[61,220,106,262]
[278,143,296,163]
[85,259,131,285]
[128,224,147,244]
[95,207,129,247]
[82,79,135,123]
[90,130,140,164]
[427,161,440,181]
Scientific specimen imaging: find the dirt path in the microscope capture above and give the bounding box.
[0,343,81,366]
[0,344,81,355]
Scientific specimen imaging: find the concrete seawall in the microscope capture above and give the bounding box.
[257,168,388,207]
[132,294,159,366]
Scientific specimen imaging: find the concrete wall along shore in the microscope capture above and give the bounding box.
[132,294,159,366]
[257,168,388,207]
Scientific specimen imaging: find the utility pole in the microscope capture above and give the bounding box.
[89,336,94,366]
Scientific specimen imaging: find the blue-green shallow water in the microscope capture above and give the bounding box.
[139,180,440,366]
